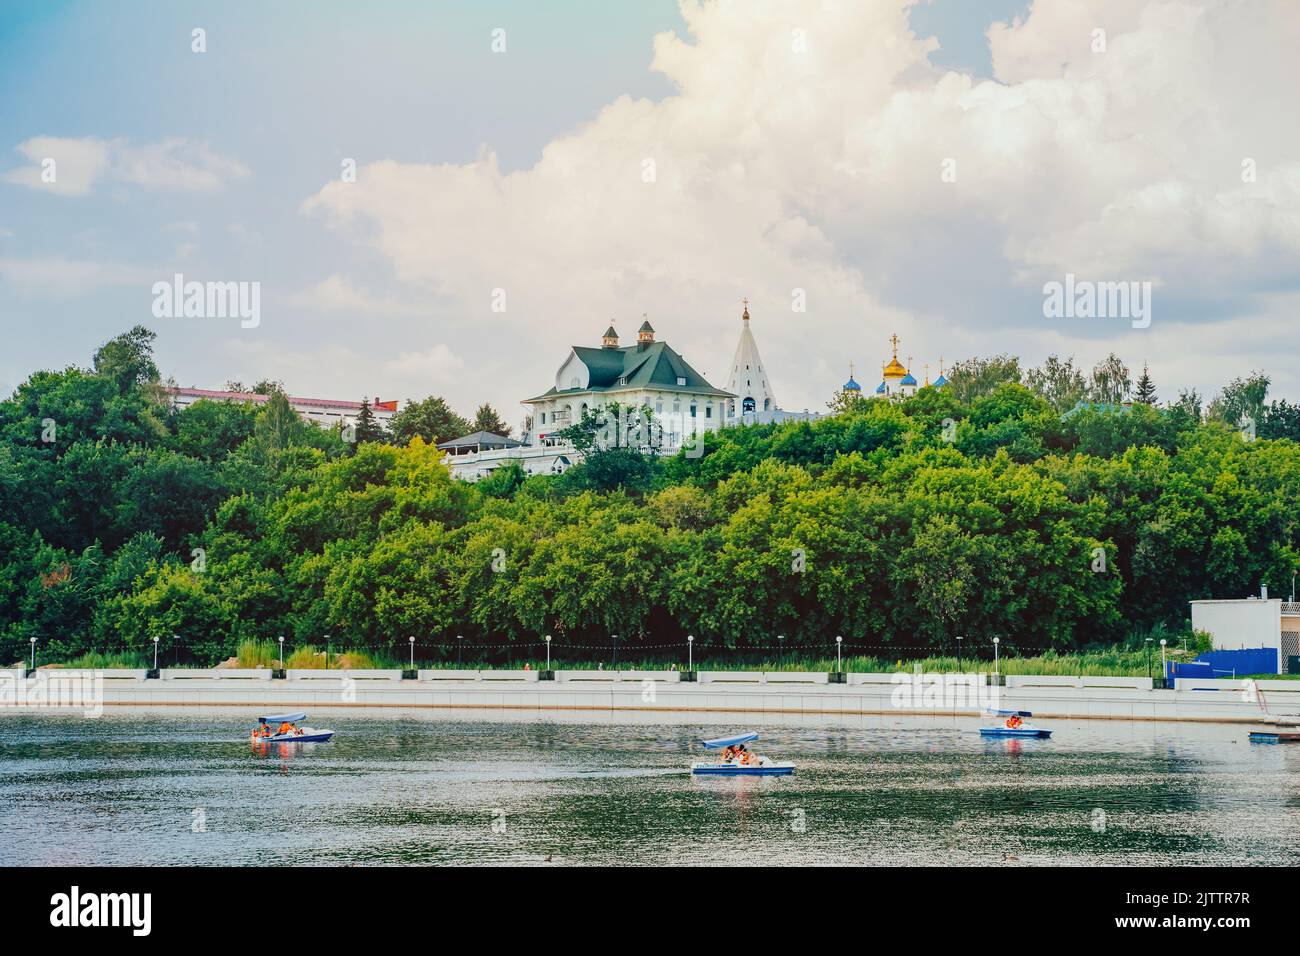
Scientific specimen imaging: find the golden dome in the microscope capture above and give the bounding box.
[882,332,907,378]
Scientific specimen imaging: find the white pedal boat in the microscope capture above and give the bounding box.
[979,709,1051,739]
[691,731,795,775]
[250,712,335,744]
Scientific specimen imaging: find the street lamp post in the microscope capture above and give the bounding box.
[1160,639,1168,682]
[278,636,284,669]
[993,637,1000,677]
[545,635,551,671]
[612,634,618,669]
[836,635,843,673]
[409,636,415,670]
[1146,638,1152,680]
[956,636,963,672]
[778,635,785,664]
[688,635,694,672]
[153,635,159,670]
[30,637,35,671]
[457,635,463,668]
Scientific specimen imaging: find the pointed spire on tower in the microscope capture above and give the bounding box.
[726,299,777,415]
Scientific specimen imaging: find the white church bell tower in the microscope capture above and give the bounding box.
[725,299,777,420]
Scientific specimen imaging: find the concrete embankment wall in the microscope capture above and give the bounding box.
[6,669,1299,724]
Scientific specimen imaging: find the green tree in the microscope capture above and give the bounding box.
[1025,355,1088,413]
[1133,363,1157,404]
[472,403,511,437]
[943,355,1021,405]
[92,326,160,395]
[1088,353,1131,405]
[389,396,470,446]
[353,398,387,446]
[1209,372,1269,429]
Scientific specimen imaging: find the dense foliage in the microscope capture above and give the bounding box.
[2,330,1297,665]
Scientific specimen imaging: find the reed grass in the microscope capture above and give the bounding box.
[51,650,150,669]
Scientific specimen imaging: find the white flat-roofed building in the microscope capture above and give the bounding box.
[1189,589,1300,674]
[168,386,398,429]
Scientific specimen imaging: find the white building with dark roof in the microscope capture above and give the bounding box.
[522,317,733,452]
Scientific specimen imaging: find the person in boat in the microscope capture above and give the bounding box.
[1006,714,1023,729]
[277,721,293,735]
[721,744,739,763]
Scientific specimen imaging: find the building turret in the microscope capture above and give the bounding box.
[725,298,778,416]
[602,324,619,349]
[637,316,655,348]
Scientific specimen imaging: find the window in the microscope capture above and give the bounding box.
[655,400,663,414]
[540,412,546,424]
[690,404,697,418]
[742,397,755,413]
[705,405,712,419]
[676,377,686,386]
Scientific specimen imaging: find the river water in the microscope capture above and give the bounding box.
[1,708,1296,865]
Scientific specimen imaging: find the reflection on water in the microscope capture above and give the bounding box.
[1,708,1297,865]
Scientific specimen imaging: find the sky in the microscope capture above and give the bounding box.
[2,0,1298,428]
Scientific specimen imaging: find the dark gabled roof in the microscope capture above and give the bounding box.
[603,325,618,338]
[436,430,524,450]
[638,319,654,333]
[523,340,733,403]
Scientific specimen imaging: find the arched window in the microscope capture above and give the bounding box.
[763,398,770,411]
[742,397,756,413]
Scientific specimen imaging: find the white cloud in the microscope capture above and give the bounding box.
[0,256,156,296]
[298,0,1300,410]
[218,338,464,408]
[287,274,426,316]
[386,344,466,384]
[4,136,249,196]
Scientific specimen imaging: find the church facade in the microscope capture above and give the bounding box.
[723,301,823,427]
[522,319,733,452]
[839,334,946,403]
[439,303,824,482]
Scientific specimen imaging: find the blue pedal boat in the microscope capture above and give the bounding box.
[1249,731,1300,744]
[250,712,335,744]
[979,710,1052,739]
[691,731,795,775]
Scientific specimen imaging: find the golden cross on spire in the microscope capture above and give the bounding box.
[741,297,749,320]
[890,333,899,357]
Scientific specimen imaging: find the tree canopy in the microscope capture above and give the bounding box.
[2,328,1297,666]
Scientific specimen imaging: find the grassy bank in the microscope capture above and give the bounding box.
[25,641,1207,679]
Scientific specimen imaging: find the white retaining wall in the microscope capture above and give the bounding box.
[3,671,1295,723]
